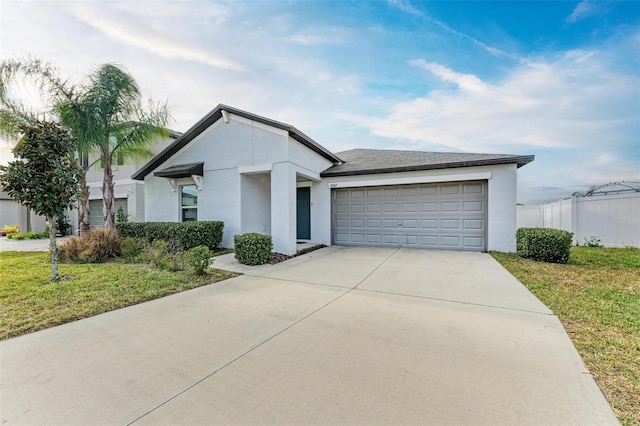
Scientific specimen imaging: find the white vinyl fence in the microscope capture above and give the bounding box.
[517,193,640,247]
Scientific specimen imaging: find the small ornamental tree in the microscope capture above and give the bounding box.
[0,121,83,280]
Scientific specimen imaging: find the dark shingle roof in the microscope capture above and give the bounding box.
[133,104,341,180]
[154,162,204,178]
[320,149,534,177]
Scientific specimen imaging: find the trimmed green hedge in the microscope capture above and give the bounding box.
[116,221,224,250]
[516,227,573,264]
[234,233,273,266]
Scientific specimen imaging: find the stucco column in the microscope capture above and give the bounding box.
[271,162,297,255]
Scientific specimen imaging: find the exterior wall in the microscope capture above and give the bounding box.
[1,193,48,233]
[518,193,640,247]
[241,174,271,234]
[143,113,333,254]
[316,163,519,252]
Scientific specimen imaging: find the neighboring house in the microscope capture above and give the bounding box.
[72,132,180,230]
[133,105,534,255]
[0,190,46,232]
[0,132,179,235]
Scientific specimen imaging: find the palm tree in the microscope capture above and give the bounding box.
[59,64,170,228]
[1,59,92,233]
[0,59,170,230]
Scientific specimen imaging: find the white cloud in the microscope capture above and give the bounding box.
[566,0,608,23]
[61,3,246,71]
[409,59,488,92]
[346,47,639,202]
[351,49,638,152]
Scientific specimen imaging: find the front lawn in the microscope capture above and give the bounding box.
[492,247,640,425]
[0,251,238,340]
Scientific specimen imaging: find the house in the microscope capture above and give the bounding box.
[133,105,534,255]
[0,133,179,234]
[72,132,180,230]
[0,190,46,233]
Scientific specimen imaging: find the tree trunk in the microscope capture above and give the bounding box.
[102,153,115,228]
[48,216,59,281]
[78,174,91,235]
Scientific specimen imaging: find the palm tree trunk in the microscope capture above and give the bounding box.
[47,216,59,281]
[102,153,115,228]
[78,174,91,235]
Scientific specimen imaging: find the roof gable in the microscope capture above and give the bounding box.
[133,104,341,180]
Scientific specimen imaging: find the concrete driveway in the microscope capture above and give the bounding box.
[1,247,617,425]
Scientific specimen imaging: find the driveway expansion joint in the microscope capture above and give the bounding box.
[355,287,555,316]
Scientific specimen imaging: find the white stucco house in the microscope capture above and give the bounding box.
[133,105,534,255]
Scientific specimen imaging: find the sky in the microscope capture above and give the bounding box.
[0,0,638,204]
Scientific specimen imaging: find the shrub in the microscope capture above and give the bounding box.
[583,236,603,247]
[116,206,129,224]
[6,231,48,240]
[2,225,19,234]
[145,240,185,272]
[116,221,224,250]
[234,233,273,266]
[120,237,148,263]
[516,227,573,264]
[58,236,84,263]
[59,228,123,263]
[186,245,212,275]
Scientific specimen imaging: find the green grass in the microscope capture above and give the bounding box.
[492,247,640,425]
[0,251,238,340]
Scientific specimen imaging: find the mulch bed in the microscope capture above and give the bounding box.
[268,244,327,264]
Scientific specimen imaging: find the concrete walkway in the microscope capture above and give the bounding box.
[0,236,71,252]
[0,246,617,425]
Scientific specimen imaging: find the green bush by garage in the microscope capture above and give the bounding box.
[516,227,573,264]
[234,233,273,265]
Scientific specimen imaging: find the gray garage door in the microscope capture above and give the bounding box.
[332,181,487,251]
[89,199,128,229]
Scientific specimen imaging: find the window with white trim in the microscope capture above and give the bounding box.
[180,185,197,221]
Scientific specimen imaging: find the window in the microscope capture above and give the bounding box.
[181,185,197,221]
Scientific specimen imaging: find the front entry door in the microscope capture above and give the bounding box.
[296,187,311,240]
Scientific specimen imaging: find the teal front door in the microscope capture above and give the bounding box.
[296,187,311,240]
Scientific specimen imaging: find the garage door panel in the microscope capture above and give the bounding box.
[464,183,484,194]
[335,219,349,228]
[420,219,438,229]
[463,201,483,212]
[463,236,484,248]
[441,202,460,212]
[420,202,438,212]
[420,235,439,246]
[350,219,365,228]
[441,185,460,195]
[420,187,437,196]
[441,235,461,247]
[401,187,418,196]
[367,219,382,228]
[332,181,486,251]
[463,219,484,230]
[366,234,382,243]
[400,203,417,212]
[441,219,460,229]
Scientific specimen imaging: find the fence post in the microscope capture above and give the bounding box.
[571,196,578,245]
